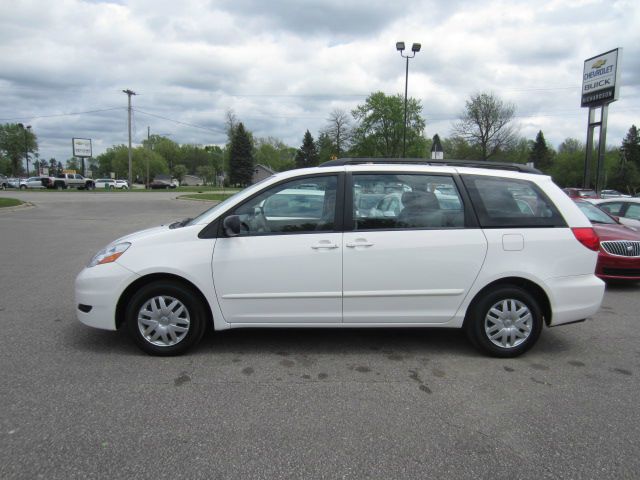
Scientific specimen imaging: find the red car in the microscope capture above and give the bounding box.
[574,200,640,281]
[563,188,599,199]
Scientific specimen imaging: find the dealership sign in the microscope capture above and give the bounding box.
[72,138,92,158]
[581,48,621,107]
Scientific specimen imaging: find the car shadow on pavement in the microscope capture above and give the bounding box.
[69,323,572,359]
[197,328,479,358]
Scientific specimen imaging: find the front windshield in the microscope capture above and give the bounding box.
[186,176,275,226]
[576,201,617,224]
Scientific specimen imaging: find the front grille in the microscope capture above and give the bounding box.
[600,240,640,257]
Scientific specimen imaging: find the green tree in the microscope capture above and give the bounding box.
[143,135,182,171]
[295,130,319,168]
[558,138,582,155]
[179,145,210,175]
[351,91,426,157]
[204,145,224,175]
[550,139,584,187]
[66,157,80,171]
[452,92,517,160]
[254,137,295,172]
[0,123,38,175]
[0,155,11,175]
[96,147,117,177]
[101,145,167,181]
[228,122,254,186]
[620,125,640,167]
[196,165,216,185]
[441,136,480,159]
[46,158,59,175]
[173,164,188,184]
[529,131,553,171]
[317,132,335,165]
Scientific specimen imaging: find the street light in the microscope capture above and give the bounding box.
[18,123,32,176]
[396,41,421,158]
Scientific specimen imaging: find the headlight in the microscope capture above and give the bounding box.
[88,242,131,267]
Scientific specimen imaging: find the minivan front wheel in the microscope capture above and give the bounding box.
[466,286,543,357]
[126,281,207,356]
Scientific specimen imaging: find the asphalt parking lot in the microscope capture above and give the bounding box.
[1,190,639,479]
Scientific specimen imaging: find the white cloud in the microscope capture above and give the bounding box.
[0,0,637,162]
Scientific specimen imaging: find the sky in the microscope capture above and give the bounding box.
[0,0,638,163]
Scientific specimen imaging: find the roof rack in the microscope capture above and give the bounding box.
[318,157,542,174]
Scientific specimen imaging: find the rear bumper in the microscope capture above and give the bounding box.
[545,274,605,326]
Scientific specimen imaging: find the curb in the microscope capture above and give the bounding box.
[0,201,35,213]
[175,195,221,203]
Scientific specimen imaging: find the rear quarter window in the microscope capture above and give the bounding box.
[462,175,566,228]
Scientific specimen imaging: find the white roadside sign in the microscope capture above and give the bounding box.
[581,48,621,107]
[72,138,92,158]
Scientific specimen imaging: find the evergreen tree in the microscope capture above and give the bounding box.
[295,130,319,168]
[529,130,553,171]
[228,122,254,186]
[620,125,640,167]
[317,132,335,165]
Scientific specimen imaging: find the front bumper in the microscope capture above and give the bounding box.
[545,274,605,326]
[596,254,640,281]
[75,262,138,330]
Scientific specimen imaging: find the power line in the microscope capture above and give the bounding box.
[0,107,123,122]
[132,108,226,133]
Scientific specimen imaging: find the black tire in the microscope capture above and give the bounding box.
[125,281,207,356]
[20,185,26,190]
[465,286,543,358]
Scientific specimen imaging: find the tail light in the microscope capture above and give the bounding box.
[572,227,600,251]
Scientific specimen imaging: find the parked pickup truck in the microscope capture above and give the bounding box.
[53,174,95,190]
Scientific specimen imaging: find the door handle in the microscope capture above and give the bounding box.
[346,240,374,248]
[311,242,339,249]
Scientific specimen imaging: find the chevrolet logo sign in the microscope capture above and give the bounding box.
[592,59,607,69]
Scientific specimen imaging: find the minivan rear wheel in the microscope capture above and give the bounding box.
[465,286,543,357]
[125,281,207,356]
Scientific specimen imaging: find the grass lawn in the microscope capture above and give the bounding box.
[0,198,24,208]
[178,193,235,202]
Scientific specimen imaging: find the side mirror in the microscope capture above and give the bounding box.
[223,215,241,237]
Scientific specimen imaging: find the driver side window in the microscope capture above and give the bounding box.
[230,176,338,236]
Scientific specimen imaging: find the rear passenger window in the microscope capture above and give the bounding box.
[598,202,624,216]
[462,175,566,228]
[352,174,465,230]
[626,204,640,220]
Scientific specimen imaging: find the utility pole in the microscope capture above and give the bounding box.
[147,126,150,188]
[123,89,136,186]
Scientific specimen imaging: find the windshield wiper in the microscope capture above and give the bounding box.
[169,217,193,229]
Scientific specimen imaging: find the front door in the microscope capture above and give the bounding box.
[212,174,343,324]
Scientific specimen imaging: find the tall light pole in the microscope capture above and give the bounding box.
[18,123,32,176]
[396,42,421,158]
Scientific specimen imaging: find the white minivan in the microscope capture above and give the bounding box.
[75,159,605,357]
